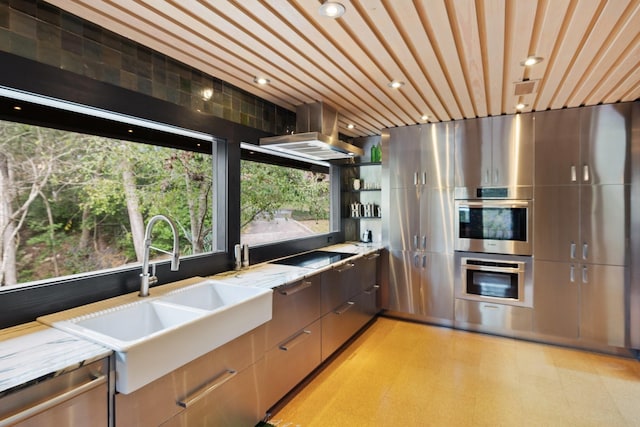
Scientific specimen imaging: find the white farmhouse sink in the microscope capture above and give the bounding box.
[51,280,272,394]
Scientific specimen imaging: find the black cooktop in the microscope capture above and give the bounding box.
[270,250,354,269]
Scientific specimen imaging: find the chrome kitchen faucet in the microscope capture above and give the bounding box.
[139,214,180,297]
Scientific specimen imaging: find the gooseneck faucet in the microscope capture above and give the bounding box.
[140,214,180,297]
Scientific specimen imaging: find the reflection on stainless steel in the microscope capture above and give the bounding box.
[382,122,454,325]
[631,102,640,351]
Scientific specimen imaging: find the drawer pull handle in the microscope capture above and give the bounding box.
[0,373,106,427]
[334,301,355,315]
[336,262,355,273]
[177,369,237,408]
[364,284,380,294]
[364,252,380,260]
[280,280,312,296]
[279,330,312,351]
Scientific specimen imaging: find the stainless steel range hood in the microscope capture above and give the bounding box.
[259,102,363,161]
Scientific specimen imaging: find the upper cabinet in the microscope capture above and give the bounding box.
[454,114,534,194]
[535,104,631,186]
[387,123,453,190]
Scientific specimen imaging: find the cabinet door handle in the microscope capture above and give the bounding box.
[571,165,577,182]
[494,168,499,183]
[570,265,575,283]
[364,284,380,294]
[335,262,355,273]
[279,330,311,351]
[334,301,355,315]
[364,252,380,260]
[422,235,427,250]
[422,172,427,185]
[485,169,490,184]
[582,243,588,260]
[583,164,590,182]
[0,373,107,427]
[413,172,419,186]
[570,242,577,259]
[422,255,427,268]
[279,280,312,296]
[582,266,588,284]
[413,235,418,250]
[413,254,420,267]
[177,369,237,409]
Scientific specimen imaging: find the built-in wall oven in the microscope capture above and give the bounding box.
[455,251,533,308]
[455,198,532,256]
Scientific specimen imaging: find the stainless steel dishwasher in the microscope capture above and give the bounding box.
[0,357,110,427]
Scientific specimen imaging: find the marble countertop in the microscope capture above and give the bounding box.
[0,322,111,395]
[0,242,382,396]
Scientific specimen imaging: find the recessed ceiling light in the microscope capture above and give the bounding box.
[319,2,345,18]
[13,106,22,111]
[253,77,270,85]
[515,103,528,110]
[421,114,429,121]
[201,88,213,101]
[520,56,543,66]
[347,124,355,129]
[128,129,134,133]
[388,80,405,89]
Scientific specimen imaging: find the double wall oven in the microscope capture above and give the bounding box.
[454,187,533,308]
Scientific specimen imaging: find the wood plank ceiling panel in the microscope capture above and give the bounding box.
[385,1,463,120]
[569,1,640,106]
[41,0,640,137]
[520,0,570,112]
[534,0,603,111]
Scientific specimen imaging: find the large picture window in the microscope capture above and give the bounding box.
[0,119,215,287]
[240,158,331,246]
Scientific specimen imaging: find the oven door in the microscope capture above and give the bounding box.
[457,254,533,308]
[455,200,532,255]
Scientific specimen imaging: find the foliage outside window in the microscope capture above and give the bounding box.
[0,120,214,287]
[240,160,330,246]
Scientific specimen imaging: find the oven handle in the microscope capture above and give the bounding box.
[463,264,523,274]
[456,200,530,208]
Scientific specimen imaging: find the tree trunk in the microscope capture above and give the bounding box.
[0,152,17,286]
[121,158,145,262]
[79,204,91,250]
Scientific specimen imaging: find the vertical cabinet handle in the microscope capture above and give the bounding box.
[413,235,418,250]
[583,164,590,182]
[422,171,427,185]
[494,168,499,183]
[422,255,427,268]
[485,169,490,184]
[570,242,576,259]
[582,243,588,260]
[570,165,577,182]
[570,265,575,283]
[582,266,588,283]
[413,254,420,268]
[422,235,427,250]
[413,172,419,186]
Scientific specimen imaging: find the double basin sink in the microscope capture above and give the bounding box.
[50,280,272,394]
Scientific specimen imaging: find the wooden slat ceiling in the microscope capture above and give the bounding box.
[45,0,640,138]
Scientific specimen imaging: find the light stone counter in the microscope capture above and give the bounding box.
[0,322,111,395]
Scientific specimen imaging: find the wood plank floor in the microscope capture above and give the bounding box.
[270,317,640,426]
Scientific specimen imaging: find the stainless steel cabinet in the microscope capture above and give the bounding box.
[532,260,579,339]
[0,358,109,427]
[455,114,533,191]
[321,253,380,361]
[533,103,631,348]
[263,319,321,411]
[115,326,266,427]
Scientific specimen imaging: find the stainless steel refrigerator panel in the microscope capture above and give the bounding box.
[492,114,534,188]
[454,117,492,189]
[386,249,421,314]
[630,101,640,350]
[532,260,579,339]
[533,186,580,262]
[581,103,631,185]
[421,252,454,322]
[421,122,454,189]
[427,188,454,254]
[579,263,626,348]
[580,185,629,266]
[387,125,423,189]
[388,187,421,251]
[535,108,581,186]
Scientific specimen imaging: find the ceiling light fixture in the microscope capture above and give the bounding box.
[319,2,345,18]
[421,114,429,121]
[388,80,405,89]
[201,88,213,101]
[13,105,22,111]
[520,56,543,66]
[515,103,528,111]
[253,77,270,85]
[347,124,355,129]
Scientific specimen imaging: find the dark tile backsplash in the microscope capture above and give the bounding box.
[0,1,296,135]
